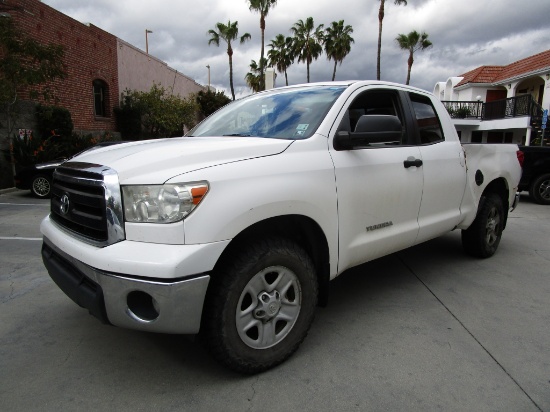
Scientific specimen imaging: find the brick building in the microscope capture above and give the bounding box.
[2,0,119,133]
[0,0,206,188]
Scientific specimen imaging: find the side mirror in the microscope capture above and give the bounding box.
[334,115,402,150]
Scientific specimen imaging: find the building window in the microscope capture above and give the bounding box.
[471,131,482,143]
[487,132,503,143]
[93,79,108,117]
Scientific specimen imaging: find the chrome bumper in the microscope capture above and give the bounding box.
[43,237,210,334]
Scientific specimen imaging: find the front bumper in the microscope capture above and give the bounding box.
[42,237,211,334]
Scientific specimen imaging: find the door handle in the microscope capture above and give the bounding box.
[403,158,423,168]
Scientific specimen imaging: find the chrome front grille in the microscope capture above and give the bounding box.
[50,162,125,246]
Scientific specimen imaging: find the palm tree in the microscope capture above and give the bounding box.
[245,58,268,93]
[247,0,278,91]
[290,17,324,83]
[377,0,407,80]
[395,30,432,85]
[267,34,294,86]
[208,21,251,100]
[324,20,354,81]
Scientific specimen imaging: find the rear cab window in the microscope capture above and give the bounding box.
[408,92,445,145]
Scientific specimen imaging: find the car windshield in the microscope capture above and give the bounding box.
[188,85,347,140]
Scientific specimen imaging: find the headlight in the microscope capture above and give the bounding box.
[122,182,209,223]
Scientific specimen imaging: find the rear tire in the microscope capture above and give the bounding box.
[201,237,318,374]
[31,174,51,198]
[462,193,504,258]
[529,173,550,205]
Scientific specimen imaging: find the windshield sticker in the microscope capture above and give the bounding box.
[296,124,309,131]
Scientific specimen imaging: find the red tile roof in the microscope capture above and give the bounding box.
[455,49,550,87]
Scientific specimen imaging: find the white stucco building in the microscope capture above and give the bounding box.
[433,49,550,146]
[117,39,206,99]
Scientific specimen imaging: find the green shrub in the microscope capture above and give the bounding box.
[196,89,231,118]
[36,104,74,139]
[10,131,117,168]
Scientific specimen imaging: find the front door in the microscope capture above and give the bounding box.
[329,87,424,273]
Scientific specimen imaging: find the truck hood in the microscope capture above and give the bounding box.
[68,136,293,184]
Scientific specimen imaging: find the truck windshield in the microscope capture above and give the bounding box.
[188,85,347,140]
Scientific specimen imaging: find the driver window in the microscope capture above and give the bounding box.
[339,90,406,145]
[408,92,445,144]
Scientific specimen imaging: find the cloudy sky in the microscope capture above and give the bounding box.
[42,0,550,98]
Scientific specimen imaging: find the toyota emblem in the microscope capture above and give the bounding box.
[60,194,70,215]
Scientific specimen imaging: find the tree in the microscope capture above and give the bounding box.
[0,16,66,181]
[324,20,354,81]
[196,89,231,118]
[245,58,268,93]
[395,30,432,85]
[208,21,251,101]
[116,85,199,139]
[290,17,324,83]
[0,17,66,107]
[247,0,278,91]
[377,0,407,81]
[267,34,294,86]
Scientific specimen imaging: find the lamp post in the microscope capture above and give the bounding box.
[145,29,153,54]
[206,65,211,89]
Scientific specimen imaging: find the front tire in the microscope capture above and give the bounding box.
[201,237,318,374]
[31,174,51,198]
[529,173,550,205]
[462,193,504,258]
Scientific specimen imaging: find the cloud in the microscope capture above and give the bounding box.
[42,0,550,97]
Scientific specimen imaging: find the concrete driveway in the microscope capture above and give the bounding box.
[1,189,549,411]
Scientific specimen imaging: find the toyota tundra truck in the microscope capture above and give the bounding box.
[41,81,522,373]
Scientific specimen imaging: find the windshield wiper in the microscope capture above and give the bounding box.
[222,133,251,137]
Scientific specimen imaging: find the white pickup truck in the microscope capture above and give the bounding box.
[41,81,522,373]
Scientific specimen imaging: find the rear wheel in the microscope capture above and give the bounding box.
[529,173,550,205]
[462,193,504,258]
[31,174,51,198]
[201,237,318,374]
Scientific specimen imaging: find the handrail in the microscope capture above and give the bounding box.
[482,94,542,120]
[441,101,483,119]
[442,95,543,121]
[443,95,548,145]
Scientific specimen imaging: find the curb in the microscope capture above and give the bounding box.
[0,187,20,194]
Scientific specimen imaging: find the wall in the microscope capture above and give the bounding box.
[117,40,206,98]
[8,0,119,133]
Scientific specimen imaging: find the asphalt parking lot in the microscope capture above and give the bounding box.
[1,189,549,411]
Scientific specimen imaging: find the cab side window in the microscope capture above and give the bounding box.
[409,92,444,144]
[339,90,406,146]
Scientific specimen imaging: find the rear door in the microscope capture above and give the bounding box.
[405,92,467,244]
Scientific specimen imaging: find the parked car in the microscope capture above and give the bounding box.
[14,141,128,198]
[518,145,550,204]
[14,159,65,198]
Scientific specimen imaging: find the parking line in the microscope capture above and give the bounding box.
[0,203,49,207]
[0,237,42,241]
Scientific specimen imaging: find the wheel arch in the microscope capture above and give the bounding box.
[211,214,331,307]
[481,177,509,229]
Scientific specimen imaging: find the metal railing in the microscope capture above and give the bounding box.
[443,95,543,121]
[441,101,483,119]
[482,94,543,120]
[443,95,548,145]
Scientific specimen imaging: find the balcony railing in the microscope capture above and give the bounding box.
[443,95,548,145]
[441,101,483,119]
[482,94,542,120]
[442,94,543,121]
